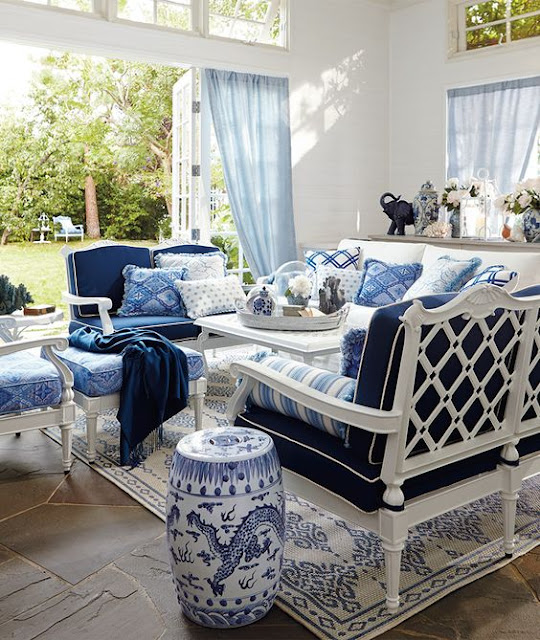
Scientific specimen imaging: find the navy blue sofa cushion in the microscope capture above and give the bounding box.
[235,406,504,512]
[67,245,151,318]
[351,293,456,462]
[69,315,200,342]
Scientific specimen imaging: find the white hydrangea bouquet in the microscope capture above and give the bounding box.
[494,177,540,215]
[285,274,312,305]
[439,177,479,210]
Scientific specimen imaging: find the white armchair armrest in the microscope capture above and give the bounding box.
[62,292,114,335]
[227,360,402,435]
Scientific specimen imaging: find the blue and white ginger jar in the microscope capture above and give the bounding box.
[246,286,276,316]
[413,180,440,235]
[522,208,540,243]
[166,427,285,628]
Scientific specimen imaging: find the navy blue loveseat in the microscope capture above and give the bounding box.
[228,284,540,611]
[62,241,220,342]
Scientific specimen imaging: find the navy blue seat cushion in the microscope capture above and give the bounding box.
[67,245,151,318]
[69,315,200,342]
[235,406,503,512]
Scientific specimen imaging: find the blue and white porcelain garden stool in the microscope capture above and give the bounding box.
[166,427,285,628]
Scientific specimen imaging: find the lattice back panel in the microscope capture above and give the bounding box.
[521,308,540,428]
[403,308,525,469]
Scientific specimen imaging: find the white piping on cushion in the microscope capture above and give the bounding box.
[237,412,381,484]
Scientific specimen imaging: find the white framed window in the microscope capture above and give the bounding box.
[9,0,288,48]
[117,0,193,30]
[450,1,540,54]
[19,0,93,11]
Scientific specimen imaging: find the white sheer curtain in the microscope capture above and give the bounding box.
[447,76,540,192]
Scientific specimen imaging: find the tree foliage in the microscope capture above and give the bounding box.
[0,52,182,242]
[466,1,540,50]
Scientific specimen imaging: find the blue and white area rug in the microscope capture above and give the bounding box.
[47,351,540,640]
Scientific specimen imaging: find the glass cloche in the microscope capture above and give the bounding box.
[273,260,313,305]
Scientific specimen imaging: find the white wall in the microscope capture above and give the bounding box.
[389,0,540,202]
[289,0,390,247]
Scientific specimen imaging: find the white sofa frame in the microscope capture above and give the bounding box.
[75,376,207,463]
[0,337,76,472]
[227,285,540,611]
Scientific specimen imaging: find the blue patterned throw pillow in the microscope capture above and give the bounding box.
[461,265,518,292]
[354,258,423,307]
[304,247,361,272]
[117,265,188,317]
[402,255,482,300]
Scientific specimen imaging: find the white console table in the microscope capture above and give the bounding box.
[367,234,540,253]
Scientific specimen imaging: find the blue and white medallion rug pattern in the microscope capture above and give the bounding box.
[46,350,539,640]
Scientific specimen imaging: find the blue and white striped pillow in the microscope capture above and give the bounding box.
[461,265,518,292]
[248,356,356,440]
[304,247,361,272]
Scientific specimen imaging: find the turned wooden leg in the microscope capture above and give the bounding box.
[501,489,519,557]
[382,539,405,611]
[60,424,73,473]
[86,411,98,463]
[193,393,205,431]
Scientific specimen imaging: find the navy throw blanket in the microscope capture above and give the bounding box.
[69,327,189,466]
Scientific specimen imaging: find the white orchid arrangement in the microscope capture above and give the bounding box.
[494,177,540,216]
[439,177,479,211]
[285,274,312,299]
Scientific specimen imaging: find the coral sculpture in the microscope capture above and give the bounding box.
[0,275,34,315]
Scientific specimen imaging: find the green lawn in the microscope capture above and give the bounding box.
[0,239,154,320]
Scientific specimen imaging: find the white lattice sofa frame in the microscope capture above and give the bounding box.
[227,286,540,611]
[0,337,76,472]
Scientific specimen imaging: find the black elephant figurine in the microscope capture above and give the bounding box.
[380,192,414,235]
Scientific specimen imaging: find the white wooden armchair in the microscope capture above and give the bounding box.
[228,285,540,611]
[0,337,76,472]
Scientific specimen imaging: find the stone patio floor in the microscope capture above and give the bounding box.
[0,430,538,639]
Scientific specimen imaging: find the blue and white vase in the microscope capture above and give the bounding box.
[286,294,310,306]
[449,208,461,238]
[522,208,540,243]
[166,427,285,628]
[413,180,440,236]
[246,286,276,316]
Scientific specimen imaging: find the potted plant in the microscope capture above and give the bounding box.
[0,275,33,315]
[495,178,540,243]
[285,274,312,306]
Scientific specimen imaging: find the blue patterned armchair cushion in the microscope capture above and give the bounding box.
[117,265,188,317]
[248,356,356,440]
[402,255,481,300]
[0,352,62,415]
[461,265,518,292]
[340,327,367,379]
[304,247,361,272]
[42,345,204,397]
[354,258,423,307]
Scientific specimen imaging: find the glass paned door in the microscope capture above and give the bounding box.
[172,68,203,240]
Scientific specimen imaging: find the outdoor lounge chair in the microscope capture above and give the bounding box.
[53,216,84,242]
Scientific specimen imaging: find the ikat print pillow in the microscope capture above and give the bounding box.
[175,275,246,319]
[155,251,227,280]
[354,258,423,307]
[460,265,519,292]
[402,255,482,300]
[315,264,364,302]
[117,265,188,317]
[304,247,362,272]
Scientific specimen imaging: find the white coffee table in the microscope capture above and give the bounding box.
[195,313,342,369]
[0,309,64,342]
